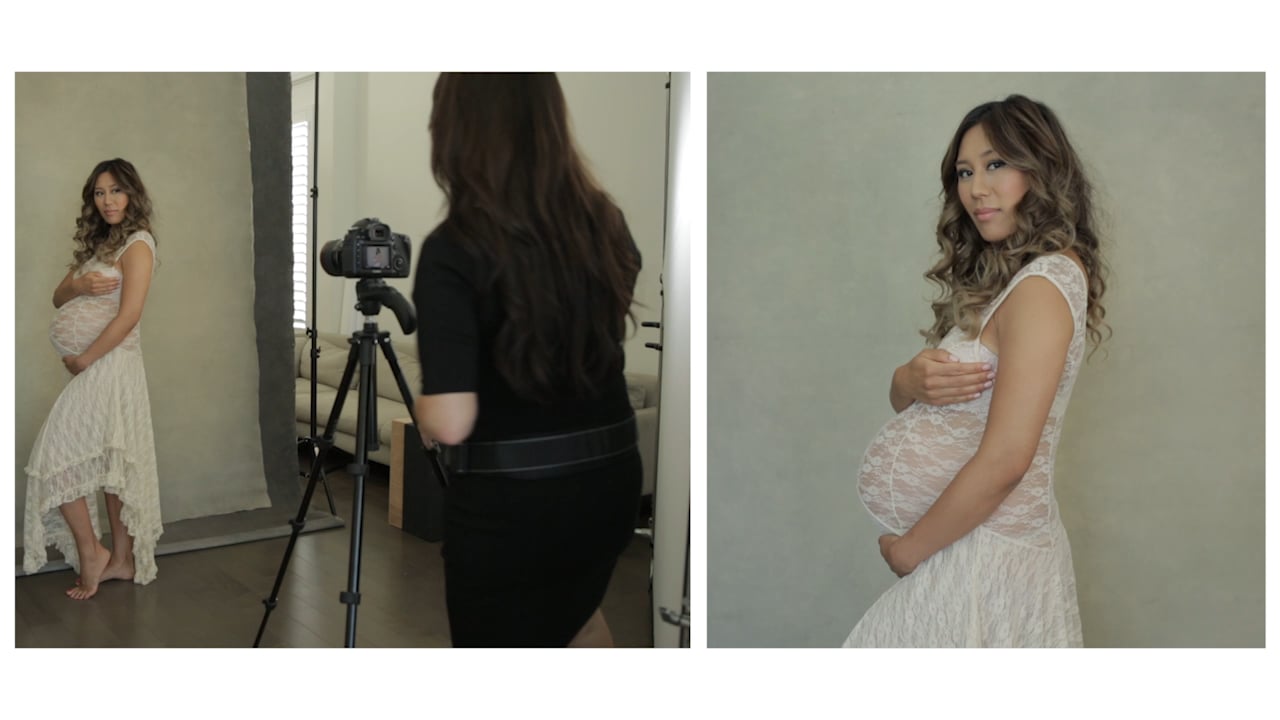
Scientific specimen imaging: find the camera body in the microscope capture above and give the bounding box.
[320,218,412,279]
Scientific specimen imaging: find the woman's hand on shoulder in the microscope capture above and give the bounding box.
[896,348,993,407]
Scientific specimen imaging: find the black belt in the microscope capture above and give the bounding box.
[439,415,638,480]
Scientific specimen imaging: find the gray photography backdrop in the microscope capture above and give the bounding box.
[14,73,303,569]
[708,73,1264,647]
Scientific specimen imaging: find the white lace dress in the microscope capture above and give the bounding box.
[845,254,1086,647]
[23,231,163,585]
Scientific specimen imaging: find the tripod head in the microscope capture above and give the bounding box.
[354,279,416,334]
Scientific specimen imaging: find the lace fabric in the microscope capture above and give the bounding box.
[846,253,1087,647]
[24,231,163,584]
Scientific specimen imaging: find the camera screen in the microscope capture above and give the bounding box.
[365,245,390,269]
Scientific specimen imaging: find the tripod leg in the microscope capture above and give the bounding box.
[253,339,361,647]
[318,455,338,516]
[298,435,338,516]
[377,335,451,490]
[341,334,378,648]
[366,357,380,451]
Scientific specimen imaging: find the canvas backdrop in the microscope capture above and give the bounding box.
[14,73,294,550]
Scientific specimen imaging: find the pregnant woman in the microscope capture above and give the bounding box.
[845,96,1108,647]
[24,158,163,600]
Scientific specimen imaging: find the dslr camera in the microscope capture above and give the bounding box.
[319,218,412,279]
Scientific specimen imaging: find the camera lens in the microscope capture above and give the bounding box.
[319,239,344,277]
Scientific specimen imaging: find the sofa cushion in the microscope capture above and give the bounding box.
[371,345,424,402]
[297,378,407,446]
[625,373,659,410]
[296,379,339,433]
[299,333,358,390]
[627,381,646,410]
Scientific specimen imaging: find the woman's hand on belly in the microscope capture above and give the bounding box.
[62,354,90,376]
[878,534,917,577]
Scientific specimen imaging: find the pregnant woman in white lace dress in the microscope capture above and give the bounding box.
[844,96,1109,647]
[24,158,163,600]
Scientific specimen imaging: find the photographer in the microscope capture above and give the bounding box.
[413,73,644,648]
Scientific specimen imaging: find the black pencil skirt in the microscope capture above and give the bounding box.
[441,449,643,647]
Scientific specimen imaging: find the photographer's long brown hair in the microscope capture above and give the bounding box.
[429,73,641,403]
[71,158,156,268]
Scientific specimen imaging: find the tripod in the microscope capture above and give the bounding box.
[254,279,449,648]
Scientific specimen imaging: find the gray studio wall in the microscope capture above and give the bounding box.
[292,72,669,377]
[14,73,286,542]
[708,73,1264,648]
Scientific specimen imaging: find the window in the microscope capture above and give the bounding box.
[291,120,309,330]
[291,71,315,332]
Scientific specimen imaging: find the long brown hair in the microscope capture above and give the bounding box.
[71,158,156,268]
[429,73,641,402]
[924,95,1109,354]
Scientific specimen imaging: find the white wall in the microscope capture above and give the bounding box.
[708,73,1265,648]
[298,73,668,379]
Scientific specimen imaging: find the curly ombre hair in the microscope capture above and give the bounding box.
[70,158,156,268]
[923,95,1109,354]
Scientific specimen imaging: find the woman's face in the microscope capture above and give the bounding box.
[955,124,1028,243]
[93,171,129,225]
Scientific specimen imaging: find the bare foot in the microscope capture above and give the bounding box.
[67,544,111,600]
[99,555,135,583]
[75,554,134,586]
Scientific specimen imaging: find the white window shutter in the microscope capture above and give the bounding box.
[291,120,309,330]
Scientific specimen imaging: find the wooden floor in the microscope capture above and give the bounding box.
[14,461,654,648]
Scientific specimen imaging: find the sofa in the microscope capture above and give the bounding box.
[294,331,660,495]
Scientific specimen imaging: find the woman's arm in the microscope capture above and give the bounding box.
[884,276,1074,575]
[53,269,80,308]
[415,393,478,446]
[64,241,153,373]
[889,364,916,413]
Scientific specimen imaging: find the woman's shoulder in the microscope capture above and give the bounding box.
[1003,251,1088,322]
[422,223,459,252]
[121,229,157,253]
[418,223,481,278]
[1022,250,1086,282]
[422,223,471,260]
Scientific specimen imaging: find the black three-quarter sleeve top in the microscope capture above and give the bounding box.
[412,225,637,443]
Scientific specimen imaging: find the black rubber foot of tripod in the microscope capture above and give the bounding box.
[339,591,361,605]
